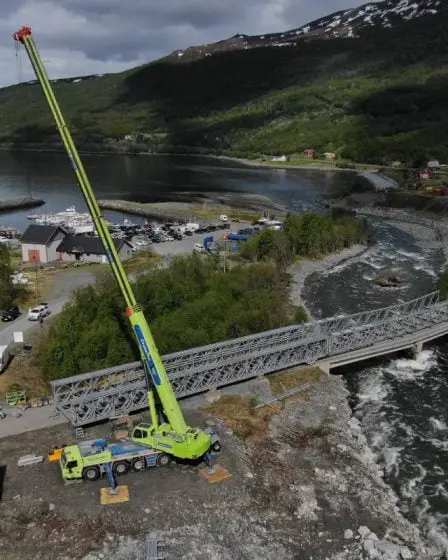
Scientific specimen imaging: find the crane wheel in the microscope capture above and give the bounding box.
[82,466,100,482]
[157,453,172,467]
[112,460,130,476]
[131,457,146,471]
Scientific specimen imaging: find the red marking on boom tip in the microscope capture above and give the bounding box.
[125,307,133,317]
[13,26,32,42]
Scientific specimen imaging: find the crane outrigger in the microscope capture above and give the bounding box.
[13,26,212,461]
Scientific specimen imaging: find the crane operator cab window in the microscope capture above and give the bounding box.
[133,429,147,439]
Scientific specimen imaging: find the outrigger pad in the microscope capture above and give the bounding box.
[100,485,129,505]
[199,464,232,484]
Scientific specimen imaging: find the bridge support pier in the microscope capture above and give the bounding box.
[318,361,331,375]
[410,341,423,359]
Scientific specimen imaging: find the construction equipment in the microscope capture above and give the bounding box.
[13,27,212,461]
[60,438,167,481]
[5,390,27,407]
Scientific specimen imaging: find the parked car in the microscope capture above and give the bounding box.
[27,303,50,321]
[193,243,206,253]
[1,305,21,322]
[184,230,193,236]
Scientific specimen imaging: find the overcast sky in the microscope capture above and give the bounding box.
[1,0,366,87]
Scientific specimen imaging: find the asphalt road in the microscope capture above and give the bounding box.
[0,297,69,346]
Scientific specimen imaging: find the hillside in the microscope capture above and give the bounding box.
[0,0,447,165]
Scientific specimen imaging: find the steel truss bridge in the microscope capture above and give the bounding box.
[52,290,448,426]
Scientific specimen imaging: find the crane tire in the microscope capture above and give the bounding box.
[112,460,129,476]
[82,466,100,482]
[157,453,171,468]
[131,457,146,472]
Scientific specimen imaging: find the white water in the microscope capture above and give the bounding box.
[354,349,448,557]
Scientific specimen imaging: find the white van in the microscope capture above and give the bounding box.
[186,222,200,232]
[193,243,206,253]
[0,345,10,373]
[219,215,229,223]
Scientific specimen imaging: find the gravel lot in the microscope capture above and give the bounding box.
[0,374,436,560]
[150,229,226,257]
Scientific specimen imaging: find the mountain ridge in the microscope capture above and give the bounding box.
[164,0,443,63]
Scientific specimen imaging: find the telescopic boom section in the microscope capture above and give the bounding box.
[13,27,188,435]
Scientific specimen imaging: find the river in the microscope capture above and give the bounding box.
[1,151,447,554]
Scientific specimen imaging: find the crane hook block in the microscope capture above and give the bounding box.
[13,26,32,42]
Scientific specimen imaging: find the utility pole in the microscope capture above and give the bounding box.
[33,251,39,299]
[223,234,227,273]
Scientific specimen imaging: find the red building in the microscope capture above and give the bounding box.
[304,149,315,159]
[419,169,433,180]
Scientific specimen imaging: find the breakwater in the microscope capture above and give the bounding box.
[98,200,195,224]
[0,197,45,213]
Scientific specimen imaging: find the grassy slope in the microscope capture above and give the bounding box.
[1,9,447,164]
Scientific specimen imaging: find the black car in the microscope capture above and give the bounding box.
[1,305,21,322]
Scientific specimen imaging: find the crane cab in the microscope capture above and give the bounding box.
[132,422,211,459]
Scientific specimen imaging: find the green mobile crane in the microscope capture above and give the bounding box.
[13,26,212,461]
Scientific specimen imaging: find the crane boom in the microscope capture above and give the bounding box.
[14,26,211,459]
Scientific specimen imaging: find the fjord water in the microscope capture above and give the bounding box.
[2,150,448,551]
[0,150,361,230]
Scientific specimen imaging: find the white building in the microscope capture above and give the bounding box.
[56,235,133,263]
[21,225,67,264]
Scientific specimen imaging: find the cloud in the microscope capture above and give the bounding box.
[1,0,365,87]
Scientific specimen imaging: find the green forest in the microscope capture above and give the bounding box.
[240,211,368,268]
[39,256,298,380]
[0,9,447,165]
[38,210,367,380]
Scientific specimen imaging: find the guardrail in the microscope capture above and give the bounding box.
[51,290,448,426]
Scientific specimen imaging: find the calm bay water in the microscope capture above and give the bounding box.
[1,151,447,553]
[0,151,362,231]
